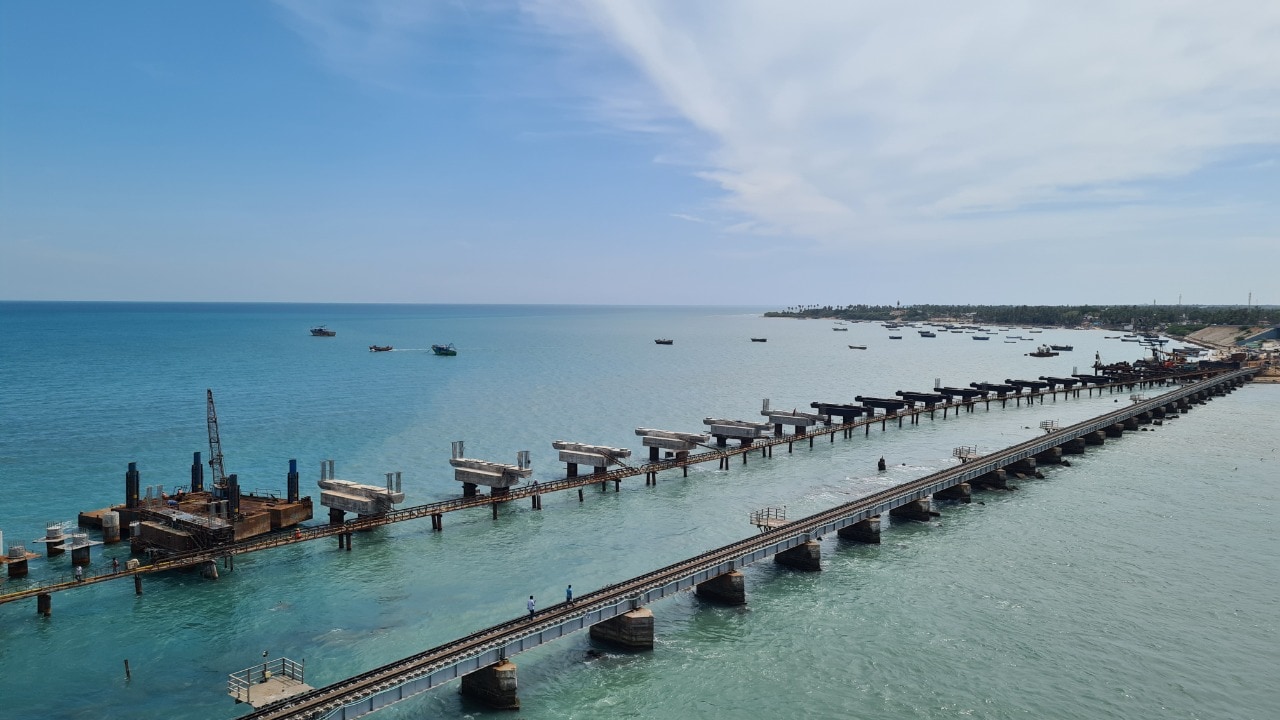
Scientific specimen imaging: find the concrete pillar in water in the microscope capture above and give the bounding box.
[102,511,121,543]
[37,593,51,617]
[462,482,478,498]
[774,540,821,571]
[461,659,519,710]
[1123,417,1140,430]
[328,507,345,525]
[1105,423,1124,438]
[1137,412,1154,425]
[7,545,29,578]
[201,560,219,579]
[1084,431,1106,446]
[935,482,972,503]
[1004,458,1038,477]
[837,516,881,543]
[696,570,746,605]
[1034,447,1063,465]
[972,469,1009,489]
[1062,438,1087,454]
[589,608,654,650]
[890,497,935,522]
[71,543,91,567]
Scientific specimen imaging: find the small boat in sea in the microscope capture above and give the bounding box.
[431,343,457,356]
[310,326,336,337]
[919,331,937,337]
[750,338,767,342]
[848,345,867,349]
[972,335,989,340]
[1029,330,1043,334]
[832,327,848,331]
[654,339,673,345]
[369,345,393,352]
[1027,345,1059,357]
[1049,344,1073,351]
[888,335,902,340]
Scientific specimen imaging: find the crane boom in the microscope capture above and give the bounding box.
[206,389,227,488]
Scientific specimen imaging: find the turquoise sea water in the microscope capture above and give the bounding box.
[0,303,1275,720]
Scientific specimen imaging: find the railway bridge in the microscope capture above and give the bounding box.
[239,368,1255,719]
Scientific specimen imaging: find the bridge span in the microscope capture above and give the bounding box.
[241,368,1254,719]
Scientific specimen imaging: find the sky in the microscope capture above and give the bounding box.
[1,1,1277,306]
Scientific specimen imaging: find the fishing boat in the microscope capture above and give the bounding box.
[654,339,674,345]
[750,338,767,342]
[369,345,393,352]
[431,343,457,356]
[1049,344,1073,351]
[310,326,336,337]
[919,331,937,337]
[832,327,848,331]
[888,335,902,340]
[1027,345,1059,357]
[848,345,867,350]
[972,335,990,340]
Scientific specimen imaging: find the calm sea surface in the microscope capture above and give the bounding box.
[0,303,1275,720]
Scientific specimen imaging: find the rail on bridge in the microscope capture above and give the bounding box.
[241,368,1255,720]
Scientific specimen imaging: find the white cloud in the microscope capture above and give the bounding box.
[525,1,1280,249]
[272,0,445,86]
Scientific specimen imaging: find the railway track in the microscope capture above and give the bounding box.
[242,368,1253,720]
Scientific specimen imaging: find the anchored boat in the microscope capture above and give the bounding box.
[310,326,336,337]
[431,343,457,356]
[654,339,673,345]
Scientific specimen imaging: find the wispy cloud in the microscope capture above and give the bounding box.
[525,1,1280,248]
[272,0,447,87]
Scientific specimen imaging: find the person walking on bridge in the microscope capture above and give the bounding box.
[527,595,536,617]
[566,584,573,604]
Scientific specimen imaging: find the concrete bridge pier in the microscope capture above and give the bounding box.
[461,659,520,710]
[37,593,51,617]
[1003,458,1039,477]
[1123,417,1140,430]
[1034,447,1063,465]
[1084,431,1106,445]
[890,497,936,522]
[328,507,346,524]
[1105,424,1124,438]
[934,482,972,503]
[696,570,746,605]
[971,469,1009,489]
[775,540,822,571]
[837,516,881,543]
[590,608,655,650]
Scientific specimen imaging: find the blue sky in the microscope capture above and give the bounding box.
[2,1,1277,305]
